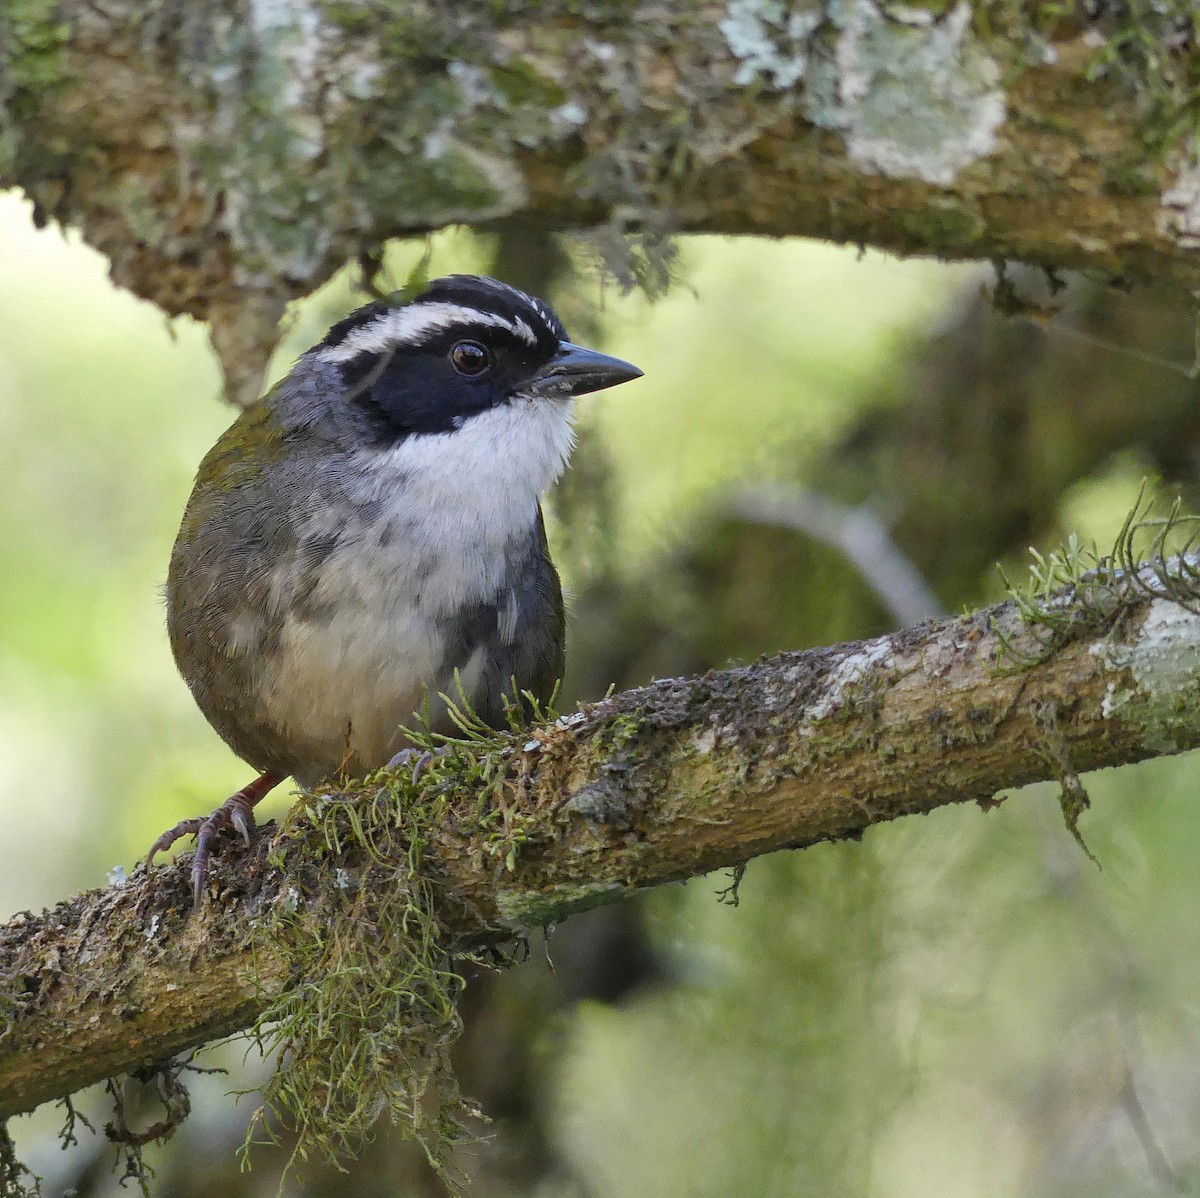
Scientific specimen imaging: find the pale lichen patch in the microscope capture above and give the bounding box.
[1100,678,1134,720]
[718,0,1007,186]
[805,1,1005,186]
[1093,599,1200,751]
[803,635,894,726]
[1159,141,1200,249]
[719,0,821,87]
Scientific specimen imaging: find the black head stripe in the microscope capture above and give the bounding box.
[317,275,567,373]
[418,275,567,344]
[320,299,393,349]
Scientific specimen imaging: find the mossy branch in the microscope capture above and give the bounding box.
[5,553,1200,1131]
[2,0,1200,355]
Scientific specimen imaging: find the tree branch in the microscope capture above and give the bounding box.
[4,564,1200,1119]
[1,3,1198,395]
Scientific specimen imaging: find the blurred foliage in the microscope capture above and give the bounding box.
[5,186,1200,1198]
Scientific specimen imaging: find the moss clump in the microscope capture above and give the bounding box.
[245,690,552,1187]
[494,879,628,927]
[994,482,1200,669]
[599,709,646,753]
[0,0,68,98]
[993,532,1118,668]
[892,197,986,249]
[248,775,477,1188]
[0,0,70,175]
[972,1,1198,159]
[1079,2,1200,156]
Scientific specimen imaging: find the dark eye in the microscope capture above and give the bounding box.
[450,340,491,377]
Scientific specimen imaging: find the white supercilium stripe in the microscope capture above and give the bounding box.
[318,302,539,362]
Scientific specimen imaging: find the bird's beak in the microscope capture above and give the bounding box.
[526,343,644,399]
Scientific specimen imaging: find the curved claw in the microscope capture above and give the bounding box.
[146,817,206,866]
[190,797,259,906]
[230,803,254,846]
[387,745,449,785]
[146,771,283,906]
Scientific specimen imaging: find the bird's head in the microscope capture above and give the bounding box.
[311,274,642,440]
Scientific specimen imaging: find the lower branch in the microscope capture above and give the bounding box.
[3,570,1200,1120]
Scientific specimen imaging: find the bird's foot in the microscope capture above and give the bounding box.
[386,745,451,784]
[146,772,283,906]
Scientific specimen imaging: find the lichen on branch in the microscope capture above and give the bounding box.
[2,0,1200,342]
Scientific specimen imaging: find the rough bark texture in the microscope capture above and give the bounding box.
[2,2,1199,395]
[4,572,1200,1120]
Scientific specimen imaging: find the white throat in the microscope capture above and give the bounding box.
[375,395,574,523]
[345,395,576,613]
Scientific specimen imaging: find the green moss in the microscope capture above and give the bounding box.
[1,0,68,95]
[248,775,478,1188]
[893,197,986,248]
[1078,2,1200,157]
[488,59,568,108]
[357,135,523,228]
[602,710,646,751]
[243,690,558,1185]
[993,532,1122,669]
[0,0,69,176]
[1102,154,1163,196]
[881,0,955,18]
[803,731,866,758]
[994,483,1200,670]
[971,2,1199,159]
[971,0,1071,45]
[495,880,629,926]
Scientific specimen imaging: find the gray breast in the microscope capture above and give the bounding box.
[204,493,561,785]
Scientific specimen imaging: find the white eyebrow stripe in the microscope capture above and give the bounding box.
[318,301,540,363]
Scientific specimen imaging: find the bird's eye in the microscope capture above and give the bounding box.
[450,340,491,377]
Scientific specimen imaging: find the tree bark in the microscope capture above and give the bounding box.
[4,564,1200,1119]
[2,2,1198,398]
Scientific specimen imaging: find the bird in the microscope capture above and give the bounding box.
[147,274,643,904]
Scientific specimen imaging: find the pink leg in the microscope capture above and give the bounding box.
[147,772,283,905]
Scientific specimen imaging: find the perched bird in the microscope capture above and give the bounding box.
[149,274,642,902]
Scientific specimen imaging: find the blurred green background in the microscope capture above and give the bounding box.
[4,186,1200,1197]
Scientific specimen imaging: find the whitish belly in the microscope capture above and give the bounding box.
[252,535,497,783]
[257,605,437,780]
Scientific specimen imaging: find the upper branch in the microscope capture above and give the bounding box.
[4,566,1200,1118]
[1,1,1198,336]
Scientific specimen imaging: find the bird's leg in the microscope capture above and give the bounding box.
[146,771,283,905]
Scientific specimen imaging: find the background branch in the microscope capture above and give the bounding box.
[730,483,948,625]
